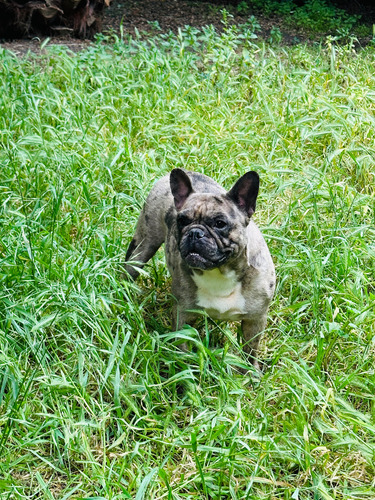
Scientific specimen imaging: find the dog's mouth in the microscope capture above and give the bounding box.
[183,251,228,270]
[184,252,209,269]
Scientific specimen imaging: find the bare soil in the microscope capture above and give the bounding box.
[106,0,304,43]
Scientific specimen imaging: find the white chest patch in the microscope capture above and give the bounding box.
[191,269,246,319]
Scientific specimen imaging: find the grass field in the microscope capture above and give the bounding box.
[0,23,374,499]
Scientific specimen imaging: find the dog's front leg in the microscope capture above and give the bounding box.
[172,305,196,352]
[241,317,267,372]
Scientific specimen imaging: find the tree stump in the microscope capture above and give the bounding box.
[0,0,110,38]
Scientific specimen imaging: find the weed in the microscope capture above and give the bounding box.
[237,0,361,35]
[268,26,283,45]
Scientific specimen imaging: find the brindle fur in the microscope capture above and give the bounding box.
[125,170,275,370]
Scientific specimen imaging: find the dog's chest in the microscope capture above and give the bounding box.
[191,269,246,319]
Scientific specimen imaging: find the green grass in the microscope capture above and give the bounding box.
[0,25,374,499]
[235,0,363,36]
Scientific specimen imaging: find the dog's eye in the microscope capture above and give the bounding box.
[177,215,191,228]
[214,219,227,229]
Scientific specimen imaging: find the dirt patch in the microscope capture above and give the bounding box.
[105,0,304,43]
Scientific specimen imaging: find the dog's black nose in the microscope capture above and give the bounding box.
[188,228,205,240]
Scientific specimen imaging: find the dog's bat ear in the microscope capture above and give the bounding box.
[170,169,194,210]
[227,171,259,217]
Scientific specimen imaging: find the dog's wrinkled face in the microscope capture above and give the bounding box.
[176,195,246,270]
[170,169,259,271]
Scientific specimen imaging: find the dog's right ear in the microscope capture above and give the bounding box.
[170,169,194,210]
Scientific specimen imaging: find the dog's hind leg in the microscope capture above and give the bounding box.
[124,206,166,279]
[124,174,173,279]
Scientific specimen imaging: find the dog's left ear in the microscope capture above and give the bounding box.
[227,171,259,217]
[170,169,194,210]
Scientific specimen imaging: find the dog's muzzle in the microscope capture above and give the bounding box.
[180,226,226,270]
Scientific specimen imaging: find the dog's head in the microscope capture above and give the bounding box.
[170,168,259,271]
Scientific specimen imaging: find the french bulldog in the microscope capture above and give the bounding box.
[125,169,275,370]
